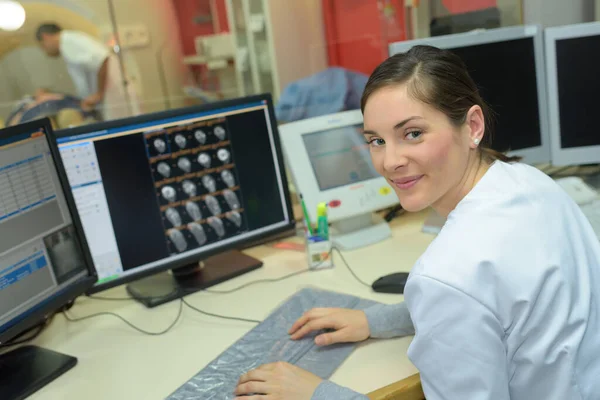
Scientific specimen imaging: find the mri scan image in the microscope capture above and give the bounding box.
[161,186,177,202]
[207,217,225,238]
[174,134,187,149]
[168,229,187,252]
[177,157,192,173]
[153,138,167,153]
[157,162,171,178]
[214,126,226,141]
[227,211,242,228]
[205,195,221,216]
[217,148,231,164]
[182,180,197,197]
[197,153,211,169]
[221,170,235,188]
[188,222,207,246]
[194,129,207,144]
[185,201,202,221]
[165,208,182,227]
[202,175,217,193]
[223,189,240,210]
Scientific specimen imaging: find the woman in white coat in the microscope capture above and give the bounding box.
[234,45,600,399]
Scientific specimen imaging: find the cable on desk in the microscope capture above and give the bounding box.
[202,268,312,294]
[332,247,373,289]
[62,299,183,336]
[181,298,261,324]
[0,315,54,349]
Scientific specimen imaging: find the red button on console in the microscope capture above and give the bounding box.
[328,200,341,208]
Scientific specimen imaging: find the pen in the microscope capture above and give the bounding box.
[299,194,314,235]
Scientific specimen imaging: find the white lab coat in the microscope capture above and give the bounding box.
[60,30,140,121]
[404,161,600,399]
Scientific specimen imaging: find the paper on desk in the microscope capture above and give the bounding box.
[165,287,377,400]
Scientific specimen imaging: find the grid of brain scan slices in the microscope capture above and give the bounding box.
[145,117,247,255]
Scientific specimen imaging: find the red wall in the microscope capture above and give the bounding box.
[323,0,406,76]
[172,0,230,57]
[441,0,497,14]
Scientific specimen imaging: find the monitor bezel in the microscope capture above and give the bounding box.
[388,25,551,165]
[0,118,97,345]
[56,94,296,295]
[544,21,600,166]
[279,109,399,225]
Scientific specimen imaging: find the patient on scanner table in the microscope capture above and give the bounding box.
[2,90,99,129]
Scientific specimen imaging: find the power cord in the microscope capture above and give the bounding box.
[62,299,183,336]
[332,247,373,289]
[181,298,261,324]
[0,314,55,349]
[202,268,312,294]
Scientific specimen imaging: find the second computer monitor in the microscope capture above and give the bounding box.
[56,94,294,304]
[389,25,551,165]
[280,110,398,251]
[544,21,600,166]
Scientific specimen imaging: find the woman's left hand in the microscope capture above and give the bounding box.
[234,361,322,400]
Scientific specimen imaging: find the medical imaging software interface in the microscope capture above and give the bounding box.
[0,129,88,332]
[302,124,379,191]
[57,101,289,285]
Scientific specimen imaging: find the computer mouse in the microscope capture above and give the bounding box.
[372,272,410,294]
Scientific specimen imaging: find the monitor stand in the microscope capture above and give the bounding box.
[330,213,392,251]
[125,249,263,308]
[0,345,77,400]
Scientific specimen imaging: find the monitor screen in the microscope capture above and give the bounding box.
[555,35,600,149]
[302,124,379,191]
[56,98,292,288]
[449,37,541,152]
[0,126,90,335]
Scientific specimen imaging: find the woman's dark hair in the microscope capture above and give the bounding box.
[361,45,521,163]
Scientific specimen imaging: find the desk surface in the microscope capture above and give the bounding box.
[27,210,434,400]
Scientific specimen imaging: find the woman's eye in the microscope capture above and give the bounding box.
[406,130,422,140]
[367,138,385,147]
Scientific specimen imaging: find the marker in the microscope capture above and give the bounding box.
[317,202,329,240]
[299,194,314,235]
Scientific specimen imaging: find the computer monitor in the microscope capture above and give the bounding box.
[389,25,551,165]
[55,94,295,308]
[279,110,398,251]
[0,118,97,399]
[544,21,600,166]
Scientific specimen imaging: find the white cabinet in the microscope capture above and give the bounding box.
[223,0,328,102]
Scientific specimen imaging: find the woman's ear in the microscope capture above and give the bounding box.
[466,105,485,149]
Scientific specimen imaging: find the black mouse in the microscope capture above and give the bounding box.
[372,272,410,294]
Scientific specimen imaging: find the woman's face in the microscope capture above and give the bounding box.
[363,85,484,216]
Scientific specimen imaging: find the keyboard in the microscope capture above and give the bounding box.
[166,288,377,400]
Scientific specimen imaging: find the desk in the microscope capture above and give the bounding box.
[27,210,434,400]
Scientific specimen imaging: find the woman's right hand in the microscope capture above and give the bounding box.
[288,308,370,346]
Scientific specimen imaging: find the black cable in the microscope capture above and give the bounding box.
[62,299,183,336]
[181,298,261,324]
[202,268,312,294]
[332,247,373,289]
[0,316,53,349]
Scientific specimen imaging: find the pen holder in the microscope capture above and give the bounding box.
[305,234,333,270]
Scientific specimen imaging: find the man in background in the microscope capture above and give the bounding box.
[35,23,139,121]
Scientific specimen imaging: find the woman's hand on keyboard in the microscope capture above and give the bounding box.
[288,308,370,346]
[234,361,321,400]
